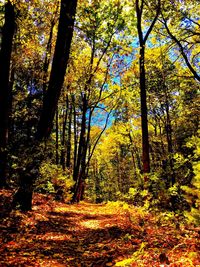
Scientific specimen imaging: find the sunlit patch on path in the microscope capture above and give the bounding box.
[80,219,102,229]
[37,233,73,241]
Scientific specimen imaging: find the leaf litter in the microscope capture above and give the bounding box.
[0,189,199,266]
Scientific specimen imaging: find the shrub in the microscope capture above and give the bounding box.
[35,161,74,202]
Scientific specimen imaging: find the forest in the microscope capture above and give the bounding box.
[0,0,199,266]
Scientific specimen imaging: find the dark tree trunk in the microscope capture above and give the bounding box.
[73,94,87,182]
[116,152,122,192]
[72,94,78,177]
[73,177,85,203]
[12,0,77,211]
[56,109,59,164]
[135,0,160,175]
[160,41,175,186]
[128,133,138,177]
[93,159,102,203]
[66,100,72,169]
[36,0,78,141]
[60,95,68,170]
[12,144,41,211]
[0,1,15,188]
[139,45,150,173]
[164,88,175,186]
[8,67,15,143]
[72,94,87,202]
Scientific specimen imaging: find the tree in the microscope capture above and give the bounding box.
[145,47,179,186]
[135,0,160,174]
[36,0,78,140]
[12,0,78,211]
[0,0,15,187]
[62,0,126,202]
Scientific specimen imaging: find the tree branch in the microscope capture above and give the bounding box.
[163,18,200,82]
[143,0,161,44]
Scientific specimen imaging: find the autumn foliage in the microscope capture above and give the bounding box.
[0,0,200,266]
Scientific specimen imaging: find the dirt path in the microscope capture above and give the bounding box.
[0,190,200,267]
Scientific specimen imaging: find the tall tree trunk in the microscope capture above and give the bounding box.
[36,0,77,140]
[60,95,68,170]
[139,45,150,173]
[128,133,138,177]
[0,1,15,188]
[72,94,87,202]
[94,159,102,203]
[12,0,77,211]
[159,40,175,185]
[8,67,15,143]
[72,94,78,178]
[116,152,122,192]
[56,108,59,164]
[66,100,72,169]
[135,0,160,175]
[164,89,175,186]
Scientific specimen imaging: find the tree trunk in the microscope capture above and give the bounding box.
[0,1,15,188]
[73,177,85,203]
[158,35,175,185]
[72,94,87,202]
[36,0,77,140]
[135,0,160,175]
[56,108,59,164]
[128,133,138,177]
[165,89,175,186]
[94,159,102,203]
[12,143,41,211]
[60,95,68,170]
[139,45,150,173]
[66,100,72,169]
[12,0,77,211]
[72,94,78,178]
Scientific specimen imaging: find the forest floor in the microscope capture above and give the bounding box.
[0,189,200,267]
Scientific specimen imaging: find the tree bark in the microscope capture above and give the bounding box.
[0,1,15,188]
